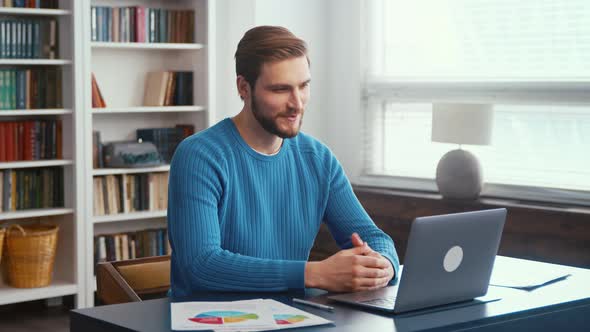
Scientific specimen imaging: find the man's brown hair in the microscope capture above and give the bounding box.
[235,26,309,92]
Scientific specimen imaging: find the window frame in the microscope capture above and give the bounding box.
[359,1,590,207]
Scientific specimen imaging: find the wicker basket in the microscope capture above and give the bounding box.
[5,224,59,288]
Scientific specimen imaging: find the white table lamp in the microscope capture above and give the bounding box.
[431,103,493,200]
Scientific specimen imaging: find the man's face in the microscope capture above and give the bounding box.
[250,56,311,138]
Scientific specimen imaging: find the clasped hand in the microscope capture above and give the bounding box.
[305,233,394,292]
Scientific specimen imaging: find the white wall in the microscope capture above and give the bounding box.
[254,0,330,144]
[326,0,363,181]
[214,0,331,146]
[214,0,362,178]
[214,0,255,122]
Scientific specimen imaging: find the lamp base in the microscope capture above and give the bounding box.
[435,149,483,200]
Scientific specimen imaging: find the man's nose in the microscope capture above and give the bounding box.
[288,89,304,110]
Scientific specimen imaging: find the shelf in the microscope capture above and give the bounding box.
[0,7,71,16]
[91,42,204,50]
[93,165,170,176]
[0,208,74,221]
[0,59,72,65]
[0,280,78,306]
[0,109,73,116]
[94,210,167,224]
[92,106,206,114]
[0,160,74,169]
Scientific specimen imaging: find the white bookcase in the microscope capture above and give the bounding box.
[0,0,215,309]
[81,0,215,307]
[0,1,86,308]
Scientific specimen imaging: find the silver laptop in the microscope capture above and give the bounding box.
[329,208,506,314]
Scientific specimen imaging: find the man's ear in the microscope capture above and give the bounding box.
[236,76,250,101]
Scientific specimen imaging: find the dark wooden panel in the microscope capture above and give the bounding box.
[309,187,590,268]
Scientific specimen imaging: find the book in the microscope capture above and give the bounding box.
[143,71,169,106]
[91,73,107,108]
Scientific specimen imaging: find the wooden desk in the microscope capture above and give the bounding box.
[71,257,590,331]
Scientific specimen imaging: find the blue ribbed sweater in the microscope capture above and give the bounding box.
[168,118,399,297]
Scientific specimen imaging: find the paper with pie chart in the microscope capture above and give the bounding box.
[234,299,333,331]
[171,299,333,331]
[171,301,275,331]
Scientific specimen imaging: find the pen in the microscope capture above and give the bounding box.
[293,298,335,311]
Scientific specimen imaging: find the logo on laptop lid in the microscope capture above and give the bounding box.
[443,245,463,272]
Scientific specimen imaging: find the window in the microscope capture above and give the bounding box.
[362,0,590,205]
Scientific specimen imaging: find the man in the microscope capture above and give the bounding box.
[168,26,399,298]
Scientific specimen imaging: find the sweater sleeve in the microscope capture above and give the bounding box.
[322,153,400,284]
[168,141,306,295]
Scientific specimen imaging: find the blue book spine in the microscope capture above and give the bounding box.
[0,21,5,59]
[16,20,22,59]
[9,70,17,109]
[26,20,32,59]
[16,70,25,109]
[33,21,40,58]
[158,9,165,43]
[0,70,5,110]
[102,7,108,42]
[9,21,15,59]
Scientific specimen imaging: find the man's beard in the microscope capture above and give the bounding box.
[251,94,302,139]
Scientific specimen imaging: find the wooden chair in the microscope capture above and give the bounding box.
[96,255,171,305]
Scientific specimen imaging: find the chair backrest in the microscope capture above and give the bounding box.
[96,255,171,305]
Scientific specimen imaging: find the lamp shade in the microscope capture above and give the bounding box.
[431,103,493,145]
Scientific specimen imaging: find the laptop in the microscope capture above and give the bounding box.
[328,208,506,314]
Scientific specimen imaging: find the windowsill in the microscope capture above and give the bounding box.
[353,185,590,216]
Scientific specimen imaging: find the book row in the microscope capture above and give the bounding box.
[0,120,62,162]
[93,172,169,216]
[0,167,64,212]
[0,68,63,110]
[142,71,193,107]
[91,6,195,44]
[0,120,63,162]
[94,228,171,269]
[1,0,59,8]
[0,18,58,59]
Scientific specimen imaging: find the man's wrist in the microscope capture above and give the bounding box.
[304,261,321,288]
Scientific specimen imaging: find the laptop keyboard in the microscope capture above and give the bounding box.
[361,297,397,308]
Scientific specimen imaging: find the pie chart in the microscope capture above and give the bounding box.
[274,314,308,325]
[189,311,259,325]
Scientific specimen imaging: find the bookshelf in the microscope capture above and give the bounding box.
[92,105,205,114]
[81,0,215,307]
[0,208,74,221]
[0,59,72,65]
[0,109,73,115]
[92,164,170,176]
[0,7,71,16]
[0,159,74,169]
[0,1,85,308]
[93,210,167,224]
[91,41,204,50]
